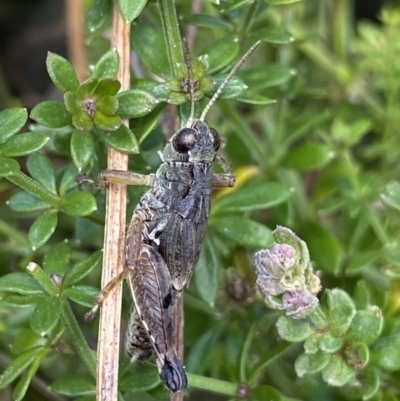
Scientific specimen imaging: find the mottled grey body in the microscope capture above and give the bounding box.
[125,121,227,392]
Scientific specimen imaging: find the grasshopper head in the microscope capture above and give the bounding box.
[162,120,221,164]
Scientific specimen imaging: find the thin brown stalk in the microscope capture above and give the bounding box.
[65,0,88,81]
[185,0,203,48]
[95,2,130,401]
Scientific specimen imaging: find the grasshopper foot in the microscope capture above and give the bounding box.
[84,303,100,322]
[76,174,107,189]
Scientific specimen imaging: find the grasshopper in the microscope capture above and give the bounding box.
[83,40,261,392]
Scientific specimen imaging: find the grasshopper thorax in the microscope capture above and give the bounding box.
[162,120,221,164]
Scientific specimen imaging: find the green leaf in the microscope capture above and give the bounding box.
[30,297,61,336]
[298,222,343,275]
[255,26,294,44]
[119,364,160,393]
[130,103,165,143]
[276,316,313,342]
[97,95,118,115]
[11,329,47,355]
[74,397,96,401]
[318,333,344,353]
[211,216,273,248]
[380,181,400,212]
[352,368,379,400]
[50,375,96,396]
[46,52,79,93]
[0,108,28,144]
[64,250,102,287]
[295,351,330,376]
[371,334,400,371]
[0,133,49,157]
[0,348,41,389]
[282,143,334,171]
[87,0,112,37]
[119,0,147,22]
[93,111,121,131]
[321,355,355,386]
[209,75,247,99]
[13,354,43,401]
[0,272,43,295]
[323,289,356,336]
[117,89,159,118]
[346,250,380,275]
[71,130,94,170]
[30,101,72,128]
[347,306,383,345]
[27,153,57,194]
[213,181,290,213]
[7,191,50,213]
[184,14,232,30]
[236,91,276,105]
[43,241,73,275]
[238,64,295,89]
[98,124,139,153]
[344,341,369,369]
[63,285,98,307]
[93,49,119,79]
[95,78,121,96]
[77,78,99,97]
[0,157,20,177]
[131,24,170,79]
[59,164,79,196]
[221,0,255,11]
[2,294,43,307]
[62,191,97,217]
[194,236,218,304]
[250,386,283,401]
[201,36,239,74]
[28,210,58,250]
[72,112,94,132]
[263,0,301,4]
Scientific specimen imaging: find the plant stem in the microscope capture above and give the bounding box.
[7,171,60,206]
[60,301,97,377]
[26,262,59,296]
[95,1,131,400]
[158,0,184,76]
[249,342,293,386]
[65,0,88,81]
[186,373,238,396]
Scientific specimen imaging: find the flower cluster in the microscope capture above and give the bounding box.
[167,58,213,104]
[255,226,321,318]
[65,78,121,132]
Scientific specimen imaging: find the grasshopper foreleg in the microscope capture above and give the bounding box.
[77,170,155,188]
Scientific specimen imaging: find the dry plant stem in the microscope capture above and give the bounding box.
[185,0,203,48]
[95,2,130,401]
[65,0,88,81]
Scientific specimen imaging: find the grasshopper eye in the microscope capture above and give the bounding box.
[173,128,197,153]
[208,128,221,151]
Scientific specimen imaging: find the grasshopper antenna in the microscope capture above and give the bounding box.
[200,40,261,122]
[183,38,196,127]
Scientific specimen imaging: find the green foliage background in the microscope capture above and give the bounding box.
[1,0,400,400]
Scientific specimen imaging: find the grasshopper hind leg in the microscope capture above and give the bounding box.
[125,305,153,362]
